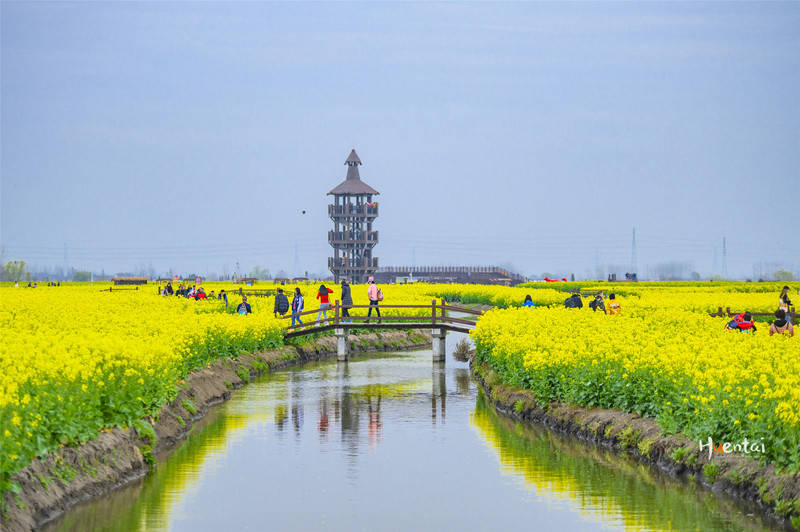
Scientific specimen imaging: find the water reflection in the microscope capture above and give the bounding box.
[471,392,776,532]
[46,350,782,532]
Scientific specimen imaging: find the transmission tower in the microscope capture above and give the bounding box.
[631,227,637,274]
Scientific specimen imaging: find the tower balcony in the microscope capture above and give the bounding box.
[328,204,379,219]
[328,230,379,246]
[328,257,379,270]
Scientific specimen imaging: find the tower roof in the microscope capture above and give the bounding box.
[328,149,379,195]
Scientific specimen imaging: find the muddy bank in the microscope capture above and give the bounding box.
[471,361,800,531]
[2,329,431,532]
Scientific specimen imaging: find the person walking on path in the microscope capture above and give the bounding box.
[779,286,793,323]
[366,278,382,323]
[769,309,794,336]
[341,279,353,322]
[274,287,290,318]
[237,295,252,315]
[316,284,333,325]
[291,288,305,328]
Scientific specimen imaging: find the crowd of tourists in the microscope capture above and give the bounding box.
[558,291,621,315]
[548,285,793,336]
[277,277,384,328]
[724,286,794,336]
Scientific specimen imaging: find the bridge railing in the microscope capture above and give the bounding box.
[709,306,798,320]
[280,299,484,331]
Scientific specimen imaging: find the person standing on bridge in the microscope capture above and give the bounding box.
[274,287,290,318]
[341,279,353,323]
[291,288,304,328]
[316,284,333,325]
[366,277,382,324]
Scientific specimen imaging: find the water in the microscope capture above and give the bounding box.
[47,341,779,531]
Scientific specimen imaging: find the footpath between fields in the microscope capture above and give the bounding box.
[1,329,431,532]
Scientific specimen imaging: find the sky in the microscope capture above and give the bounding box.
[1,1,799,280]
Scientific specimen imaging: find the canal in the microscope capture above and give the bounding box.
[46,340,779,531]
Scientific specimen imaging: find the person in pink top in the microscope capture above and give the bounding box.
[366,278,382,323]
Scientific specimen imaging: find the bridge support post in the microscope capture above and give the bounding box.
[336,328,349,361]
[431,328,446,362]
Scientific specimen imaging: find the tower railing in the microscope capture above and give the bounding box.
[328,257,379,269]
[328,204,379,217]
[328,230,379,244]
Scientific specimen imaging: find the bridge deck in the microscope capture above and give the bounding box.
[283,321,473,339]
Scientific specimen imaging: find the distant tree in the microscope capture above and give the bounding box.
[72,271,91,282]
[710,274,725,282]
[570,273,575,282]
[690,271,701,281]
[249,266,272,280]
[3,260,28,282]
[774,269,795,282]
[652,261,690,281]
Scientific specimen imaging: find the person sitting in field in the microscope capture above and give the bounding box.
[195,288,207,300]
[237,295,252,315]
[725,312,757,333]
[522,295,535,307]
[564,293,583,309]
[607,293,621,315]
[769,309,794,336]
[589,292,606,314]
[274,287,290,317]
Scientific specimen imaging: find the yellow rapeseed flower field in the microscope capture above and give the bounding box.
[470,281,799,471]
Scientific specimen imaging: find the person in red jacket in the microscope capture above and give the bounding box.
[725,312,757,333]
[316,284,333,325]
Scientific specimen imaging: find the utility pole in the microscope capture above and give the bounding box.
[631,227,637,274]
[722,237,728,279]
[293,241,300,277]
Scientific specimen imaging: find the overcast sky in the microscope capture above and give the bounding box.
[2,2,798,279]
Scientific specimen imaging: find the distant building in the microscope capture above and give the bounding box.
[374,266,526,286]
[235,277,258,285]
[328,149,379,283]
[111,276,148,285]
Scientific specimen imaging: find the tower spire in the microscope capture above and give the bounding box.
[345,149,362,180]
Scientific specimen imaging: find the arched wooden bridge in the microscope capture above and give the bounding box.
[280,300,484,361]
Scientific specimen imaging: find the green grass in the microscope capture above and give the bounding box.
[671,447,688,462]
[703,463,719,483]
[181,399,197,416]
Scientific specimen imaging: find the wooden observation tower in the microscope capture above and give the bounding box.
[328,149,379,283]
